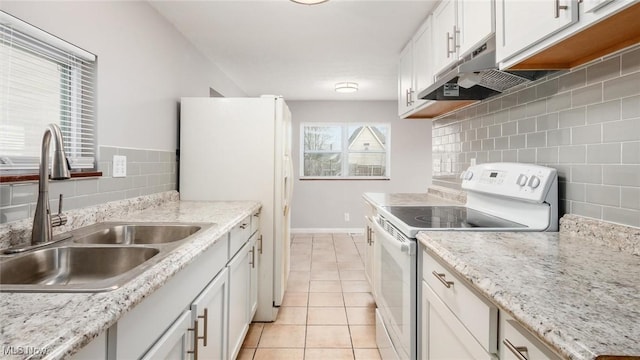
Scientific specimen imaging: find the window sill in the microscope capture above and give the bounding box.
[300,176,390,181]
[0,171,103,184]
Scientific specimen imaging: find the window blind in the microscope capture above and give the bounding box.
[0,11,97,173]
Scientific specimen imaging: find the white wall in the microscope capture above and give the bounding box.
[289,101,432,230]
[1,1,246,152]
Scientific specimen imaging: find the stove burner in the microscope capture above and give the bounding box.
[383,206,526,229]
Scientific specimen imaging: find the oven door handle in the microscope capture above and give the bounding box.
[372,217,413,255]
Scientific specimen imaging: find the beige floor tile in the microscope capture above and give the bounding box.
[306,325,352,348]
[338,262,364,271]
[311,262,339,271]
[307,307,348,325]
[310,269,340,280]
[308,292,345,307]
[343,292,375,308]
[281,292,309,307]
[290,261,311,272]
[237,348,256,360]
[337,255,363,264]
[254,348,305,360]
[287,279,310,292]
[349,325,377,348]
[242,323,264,348]
[275,306,308,325]
[351,234,366,243]
[289,271,311,282]
[354,348,381,359]
[309,280,342,293]
[339,270,367,281]
[259,324,306,348]
[341,280,370,293]
[305,348,354,360]
[346,307,375,325]
[312,254,337,263]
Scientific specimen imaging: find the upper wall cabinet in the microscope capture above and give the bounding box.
[497,0,640,69]
[432,0,458,76]
[398,16,433,117]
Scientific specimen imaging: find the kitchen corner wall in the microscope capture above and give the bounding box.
[432,45,640,227]
[0,146,176,224]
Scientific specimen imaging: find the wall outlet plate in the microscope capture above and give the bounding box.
[113,155,127,178]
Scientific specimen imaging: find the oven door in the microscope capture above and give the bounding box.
[372,217,416,360]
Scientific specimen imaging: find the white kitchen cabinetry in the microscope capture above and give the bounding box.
[398,16,433,118]
[420,249,498,359]
[432,0,458,76]
[495,0,578,66]
[190,267,229,360]
[457,0,494,57]
[249,231,261,319]
[398,42,416,117]
[500,313,561,360]
[363,199,377,295]
[140,310,193,360]
[227,241,252,360]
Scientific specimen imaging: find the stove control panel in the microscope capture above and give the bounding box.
[461,162,557,203]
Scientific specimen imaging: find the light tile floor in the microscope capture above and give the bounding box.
[237,233,381,360]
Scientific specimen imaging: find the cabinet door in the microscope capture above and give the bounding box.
[228,241,251,360]
[432,0,458,76]
[141,310,193,360]
[457,0,494,57]
[364,218,375,295]
[496,0,578,64]
[412,15,434,104]
[422,282,494,360]
[191,267,229,360]
[249,232,260,320]
[398,42,414,116]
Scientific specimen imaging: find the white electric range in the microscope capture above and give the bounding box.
[371,162,558,360]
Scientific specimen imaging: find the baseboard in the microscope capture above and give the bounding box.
[291,228,365,234]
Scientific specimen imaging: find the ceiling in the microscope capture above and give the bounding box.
[149,0,437,101]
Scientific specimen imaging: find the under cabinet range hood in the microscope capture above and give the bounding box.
[418,37,553,102]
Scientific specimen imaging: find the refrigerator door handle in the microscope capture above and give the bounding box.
[283,154,294,216]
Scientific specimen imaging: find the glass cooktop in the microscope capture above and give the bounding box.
[382,206,526,229]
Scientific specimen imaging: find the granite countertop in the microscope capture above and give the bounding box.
[417,230,640,360]
[0,198,261,360]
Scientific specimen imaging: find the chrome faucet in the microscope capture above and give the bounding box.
[31,123,71,245]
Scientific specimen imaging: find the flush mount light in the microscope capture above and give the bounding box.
[335,82,358,93]
[290,0,329,4]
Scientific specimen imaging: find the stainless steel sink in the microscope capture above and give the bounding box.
[73,224,201,245]
[0,222,212,292]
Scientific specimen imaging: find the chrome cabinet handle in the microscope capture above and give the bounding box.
[188,319,200,360]
[409,89,415,105]
[199,309,208,346]
[432,271,454,288]
[258,234,263,255]
[453,25,460,50]
[240,223,248,230]
[503,338,529,360]
[249,246,255,268]
[446,31,454,57]
[555,0,568,18]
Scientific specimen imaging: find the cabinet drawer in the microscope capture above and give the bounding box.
[502,318,561,360]
[422,250,498,353]
[229,215,251,258]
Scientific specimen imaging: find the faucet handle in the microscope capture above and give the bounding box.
[51,194,67,227]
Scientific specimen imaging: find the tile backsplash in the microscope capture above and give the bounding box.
[0,146,176,224]
[432,45,640,227]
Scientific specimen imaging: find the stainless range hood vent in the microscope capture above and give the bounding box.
[418,37,556,102]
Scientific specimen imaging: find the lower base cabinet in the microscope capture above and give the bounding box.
[228,242,251,360]
[141,310,193,360]
[190,267,229,360]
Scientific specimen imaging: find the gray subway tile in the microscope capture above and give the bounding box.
[621,47,640,75]
[527,132,547,148]
[547,128,571,146]
[501,93,518,109]
[482,139,495,151]
[622,142,640,164]
[518,87,537,104]
[75,179,99,196]
[526,100,547,117]
[547,92,572,112]
[147,150,160,162]
[572,202,602,219]
[517,118,536,134]
[0,204,31,224]
[536,78,559,99]
[471,118,483,129]
[471,140,482,151]
[509,104,527,121]
[586,184,620,207]
[461,120,472,131]
[495,136,509,150]
[602,164,640,186]
[621,187,640,210]
[0,185,10,206]
[119,148,148,163]
[488,125,502,138]
[559,145,586,164]
[586,99,621,124]
[559,69,586,92]
[554,164,571,181]
[603,119,640,142]
[11,184,37,205]
[586,57,621,84]
[587,143,621,164]
[476,103,489,116]
[559,107,586,128]
[98,177,133,193]
[571,164,602,183]
[476,151,488,163]
[98,146,117,163]
[536,113,559,131]
[481,115,495,127]
[48,181,77,200]
[537,147,559,163]
[465,129,477,141]
[621,95,640,119]
[477,127,488,140]
[572,83,602,107]
[604,72,640,100]
[517,148,536,163]
[565,183,585,201]
[502,121,517,136]
[571,124,602,145]
[488,98,502,113]
[503,150,518,162]
[510,134,526,149]
[494,111,510,124]
[602,207,640,227]
[488,150,502,162]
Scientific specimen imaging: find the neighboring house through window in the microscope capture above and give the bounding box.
[301,123,390,179]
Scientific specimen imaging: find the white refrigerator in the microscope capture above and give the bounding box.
[179,96,293,322]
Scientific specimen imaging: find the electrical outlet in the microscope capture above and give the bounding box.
[344,213,350,222]
[113,155,127,178]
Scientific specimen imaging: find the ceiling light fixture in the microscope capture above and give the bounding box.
[290,0,329,5]
[335,82,358,93]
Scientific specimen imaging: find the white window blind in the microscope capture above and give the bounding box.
[0,11,96,173]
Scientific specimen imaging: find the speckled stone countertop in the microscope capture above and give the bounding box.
[0,194,260,360]
[417,229,640,360]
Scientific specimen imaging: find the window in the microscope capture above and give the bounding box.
[0,11,97,174]
[301,123,390,179]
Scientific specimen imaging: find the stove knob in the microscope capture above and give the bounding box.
[460,171,473,180]
[516,174,528,187]
[528,175,541,189]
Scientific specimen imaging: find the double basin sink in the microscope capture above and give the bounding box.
[0,222,212,292]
